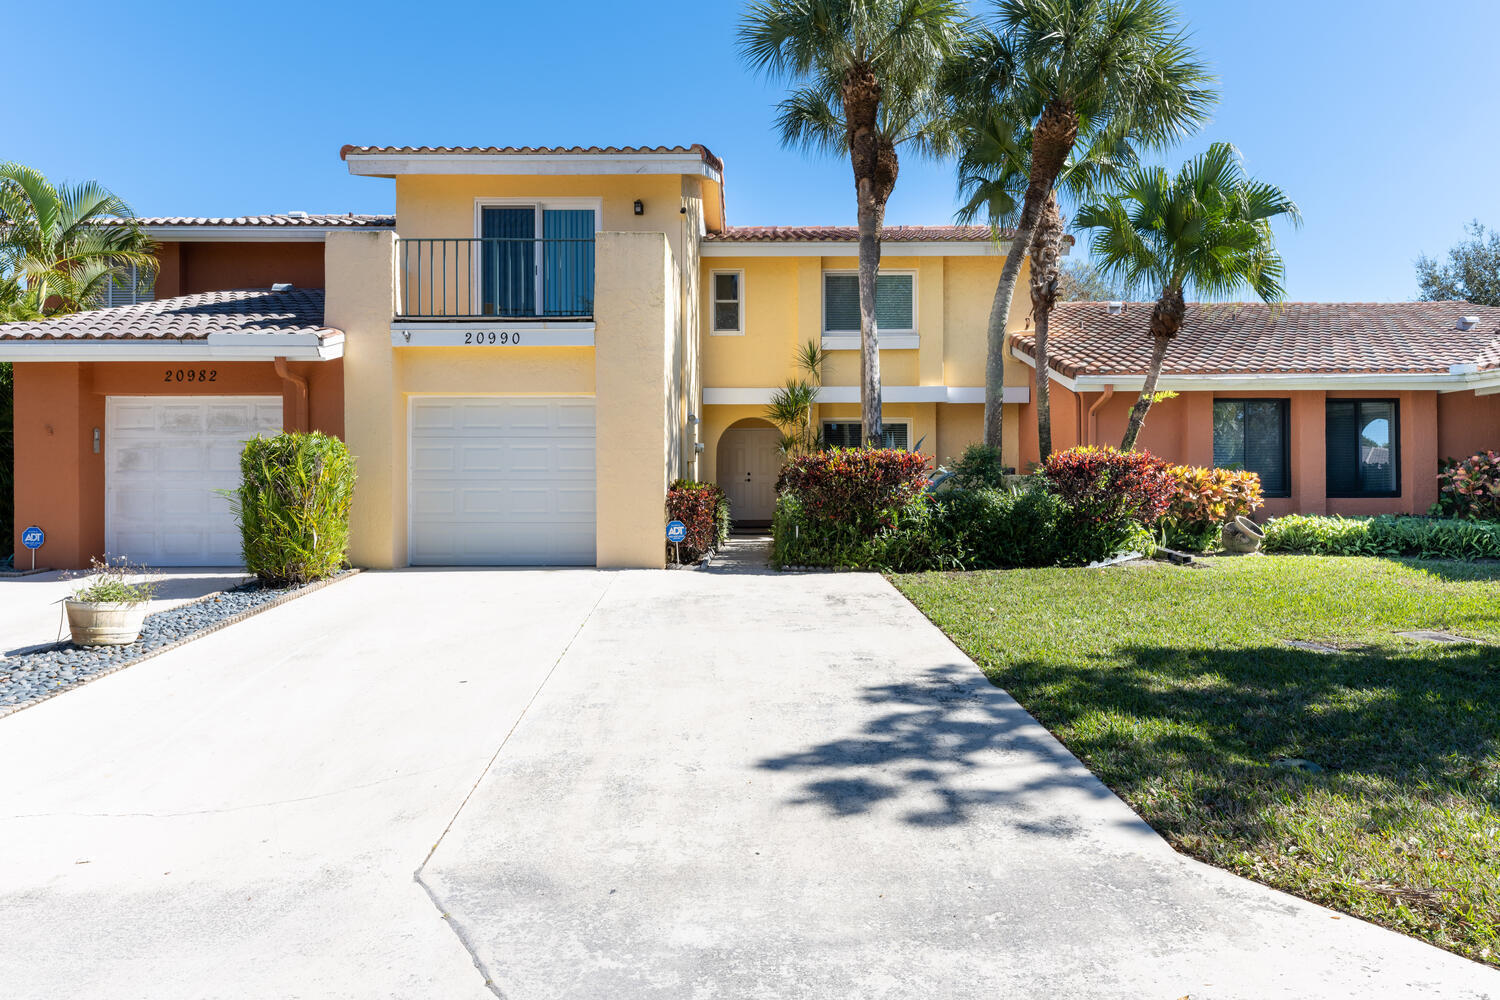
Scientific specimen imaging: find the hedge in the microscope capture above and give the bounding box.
[1262,514,1500,561]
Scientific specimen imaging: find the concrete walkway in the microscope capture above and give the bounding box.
[0,567,1494,998]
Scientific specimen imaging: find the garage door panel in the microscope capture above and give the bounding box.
[410,396,596,566]
[106,396,279,567]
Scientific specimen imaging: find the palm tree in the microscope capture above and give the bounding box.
[955,106,1137,460]
[945,1,1216,453]
[0,162,156,317]
[740,0,971,444]
[1072,142,1301,450]
[765,340,830,456]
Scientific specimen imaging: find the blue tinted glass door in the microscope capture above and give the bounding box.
[481,207,536,316]
[542,209,595,317]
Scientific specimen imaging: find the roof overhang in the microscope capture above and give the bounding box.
[345,151,722,183]
[703,384,1030,405]
[140,225,380,243]
[1008,344,1500,394]
[0,331,343,363]
[702,240,1027,258]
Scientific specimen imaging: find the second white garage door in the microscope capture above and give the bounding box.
[409,396,596,566]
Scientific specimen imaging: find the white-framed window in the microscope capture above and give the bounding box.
[711,270,743,334]
[95,261,154,308]
[822,270,916,335]
[821,420,911,451]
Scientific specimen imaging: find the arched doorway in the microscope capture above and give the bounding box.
[716,418,781,526]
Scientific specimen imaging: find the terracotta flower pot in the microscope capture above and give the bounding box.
[65,600,149,647]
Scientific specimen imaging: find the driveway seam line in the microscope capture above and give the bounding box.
[413,574,616,998]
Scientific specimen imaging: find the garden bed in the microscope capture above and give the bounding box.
[895,555,1500,966]
[0,569,357,717]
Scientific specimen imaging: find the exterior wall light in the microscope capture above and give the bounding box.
[633,199,644,216]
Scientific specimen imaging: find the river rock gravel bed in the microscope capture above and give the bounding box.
[0,571,355,714]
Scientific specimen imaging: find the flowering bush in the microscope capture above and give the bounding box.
[666,479,730,562]
[777,448,931,533]
[1160,465,1265,550]
[1435,451,1500,521]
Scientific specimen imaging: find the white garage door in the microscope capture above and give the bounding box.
[409,396,596,566]
[106,396,281,566]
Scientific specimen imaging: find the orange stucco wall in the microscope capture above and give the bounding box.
[154,242,326,299]
[11,360,342,568]
[1017,368,1474,517]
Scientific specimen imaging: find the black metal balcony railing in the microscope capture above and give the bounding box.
[396,236,595,320]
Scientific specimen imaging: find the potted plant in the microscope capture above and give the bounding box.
[65,557,160,646]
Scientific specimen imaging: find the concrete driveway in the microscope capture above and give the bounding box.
[0,566,1494,998]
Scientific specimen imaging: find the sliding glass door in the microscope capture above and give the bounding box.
[480,206,595,318]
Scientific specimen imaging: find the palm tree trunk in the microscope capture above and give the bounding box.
[982,100,1080,459]
[842,64,901,446]
[1120,287,1185,451]
[1030,192,1064,461]
[856,186,884,443]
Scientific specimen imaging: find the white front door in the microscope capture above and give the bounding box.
[720,427,782,524]
[408,396,596,566]
[105,396,282,566]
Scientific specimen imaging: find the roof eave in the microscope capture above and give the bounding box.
[344,150,722,183]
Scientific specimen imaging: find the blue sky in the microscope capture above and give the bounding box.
[7,0,1498,301]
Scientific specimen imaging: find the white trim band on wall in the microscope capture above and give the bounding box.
[703,385,1030,405]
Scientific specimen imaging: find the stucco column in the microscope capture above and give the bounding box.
[1407,390,1439,513]
[595,231,674,568]
[325,230,398,568]
[1291,391,1326,514]
[12,363,88,568]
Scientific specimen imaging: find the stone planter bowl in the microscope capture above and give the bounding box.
[1220,515,1266,554]
[65,600,149,647]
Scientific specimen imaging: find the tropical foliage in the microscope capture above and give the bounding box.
[1435,451,1500,521]
[0,162,156,318]
[666,479,732,562]
[1262,514,1500,561]
[944,441,1010,489]
[763,340,828,456]
[1073,142,1300,449]
[1416,220,1500,307]
[1160,464,1264,550]
[943,0,1215,453]
[229,432,356,586]
[740,0,971,441]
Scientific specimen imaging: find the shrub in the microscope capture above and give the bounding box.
[1161,465,1265,551]
[68,556,159,604]
[1436,451,1500,520]
[230,432,356,585]
[777,448,930,534]
[1262,514,1500,561]
[930,486,1072,568]
[772,492,952,571]
[945,443,1010,490]
[666,479,730,562]
[1043,447,1174,562]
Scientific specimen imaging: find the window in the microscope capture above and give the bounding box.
[95,261,154,308]
[823,272,915,333]
[711,271,742,333]
[822,421,909,450]
[1326,399,1399,497]
[1212,399,1290,497]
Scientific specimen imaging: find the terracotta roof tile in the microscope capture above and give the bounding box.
[1011,301,1500,378]
[0,288,334,342]
[99,213,394,228]
[339,143,724,173]
[704,224,1015,243]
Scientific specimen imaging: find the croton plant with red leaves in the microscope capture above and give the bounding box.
[777,447,931,532]
[1436,451,1500,520]
[1042,446,1176,528]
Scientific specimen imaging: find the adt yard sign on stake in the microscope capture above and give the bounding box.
[21,526,44,570]
[666,520,687,544]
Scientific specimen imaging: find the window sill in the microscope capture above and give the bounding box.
[710,329,744,336]
[821,333,920,351]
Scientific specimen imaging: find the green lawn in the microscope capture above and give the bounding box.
[894,555,1500,966]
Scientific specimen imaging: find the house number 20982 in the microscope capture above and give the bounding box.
[163,369,217,383]
[464,331,521,345]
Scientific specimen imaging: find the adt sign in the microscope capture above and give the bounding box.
[665,520,687,544]
[21,526,44,550]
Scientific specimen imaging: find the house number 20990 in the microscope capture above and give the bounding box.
[464,332,521,345]
[163,369,217,383]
